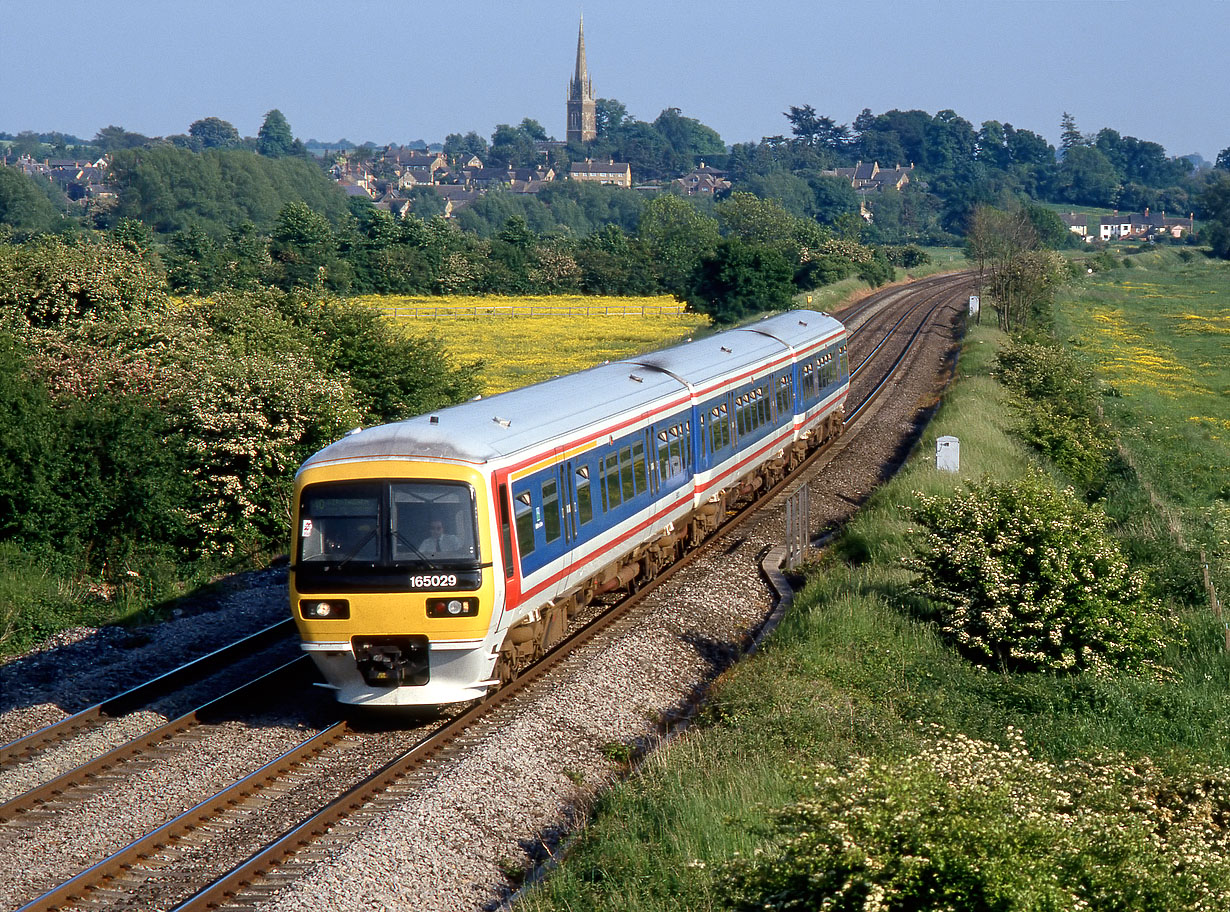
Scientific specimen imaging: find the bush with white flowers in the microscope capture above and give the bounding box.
[721,728,1230,911]
[906,471,1165,674]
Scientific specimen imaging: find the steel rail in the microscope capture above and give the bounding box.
[845,280,971,425]
[15,712,351,912]
[0,619,296,771]
[0,656,313,826]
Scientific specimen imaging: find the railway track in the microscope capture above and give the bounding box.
[0,620,296,776]
[3,272,972,912]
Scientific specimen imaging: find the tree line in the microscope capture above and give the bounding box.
[6,102,1230,267]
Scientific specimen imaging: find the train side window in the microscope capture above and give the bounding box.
[513,490,535,558]
[684,421,691,466]
[604,453,622,509]
[758,387,770,426]
[632,440,648,494]
[541,478,561,544]
[498,484,515,578]
[575,466,593,525]
[657,430,672,481]
[618,446,635,501]
[777,375,792,416]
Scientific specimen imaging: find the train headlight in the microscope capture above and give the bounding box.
[426,597,479,618]
[300,599,350,620]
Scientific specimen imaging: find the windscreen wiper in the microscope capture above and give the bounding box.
[393,529,444,572]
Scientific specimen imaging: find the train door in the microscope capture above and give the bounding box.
[556,458,579,586]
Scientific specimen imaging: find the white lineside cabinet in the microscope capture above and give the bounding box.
[936,436,959,472]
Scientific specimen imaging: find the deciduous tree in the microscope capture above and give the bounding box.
[189,117,241,149]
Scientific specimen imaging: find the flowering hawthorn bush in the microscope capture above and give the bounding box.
[905,471,1165,674]
[0,236,166,327]
[721,728,1230,911]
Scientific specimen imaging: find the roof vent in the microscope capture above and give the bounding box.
[493,416,511,428]
[629,374,643,383]
[346,427,363,436]
[798,320,808,327]
[429,415,439,424]
[720,346,732,354]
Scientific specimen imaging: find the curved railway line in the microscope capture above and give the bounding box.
[0,271,973,912]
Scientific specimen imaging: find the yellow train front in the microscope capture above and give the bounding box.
[291,450,504,706]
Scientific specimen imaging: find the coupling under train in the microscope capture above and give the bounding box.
[290,309,849,706]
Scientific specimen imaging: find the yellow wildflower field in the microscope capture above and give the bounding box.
[362,295,711,394]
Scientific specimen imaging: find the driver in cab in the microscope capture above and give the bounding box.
[420,517,461,556]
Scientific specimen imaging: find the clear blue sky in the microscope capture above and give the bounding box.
[4,0,1227,160]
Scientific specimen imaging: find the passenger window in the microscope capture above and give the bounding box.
[658,432,672,481]
[604,453,622,509]
[542,479,561,543]
[619,446,635,501]
[514,490,535,558]
[576,467,593,525]
[632,441,647,494]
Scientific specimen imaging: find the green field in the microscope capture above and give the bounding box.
[1054,250,1229,583]
[515,254,1230,911]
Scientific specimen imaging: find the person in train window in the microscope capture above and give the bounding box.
[420,516,462,555]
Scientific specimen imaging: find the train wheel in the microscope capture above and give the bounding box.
[494,647,517,688]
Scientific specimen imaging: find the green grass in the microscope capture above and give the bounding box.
[1053,249,1230,591]
[515,311,1230,911]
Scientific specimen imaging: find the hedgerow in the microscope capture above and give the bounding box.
[905,471,1166,675]
[995,338,1115,488]
[721,728,1230,911]
[3,261,480,568]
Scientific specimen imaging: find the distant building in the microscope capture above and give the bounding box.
[825,161,913,192]
[566,16,596,144]
[1099,209,1194,241]
[569,159,632,188]
[673,162,731,196]
[1060,212,1090,240]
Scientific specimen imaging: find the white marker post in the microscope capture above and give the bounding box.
[937,436,960,473]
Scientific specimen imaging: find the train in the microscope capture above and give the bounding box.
[289,309,849,707]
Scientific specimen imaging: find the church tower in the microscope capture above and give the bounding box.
[566,16,596,144]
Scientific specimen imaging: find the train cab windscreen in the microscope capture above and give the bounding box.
[295,480,482,592]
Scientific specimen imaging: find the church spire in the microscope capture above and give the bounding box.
[573,16,591,97]
[566,15,596,144]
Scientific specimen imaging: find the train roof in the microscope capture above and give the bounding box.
[300,360,684,468]
[298,309,844,473]
[625,309,844,390]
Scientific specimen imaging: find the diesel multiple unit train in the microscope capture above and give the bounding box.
[290,309,849,706]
